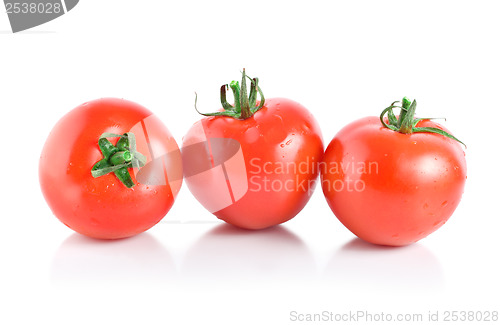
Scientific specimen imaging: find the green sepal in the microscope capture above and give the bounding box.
[220,85,234,111]
[230,81,241,112]
[413,127,466,146]
[91,132,147,188]
[91,163,132,178]
[387,105,399,126]
[114,167,135,188]
[379,97,465,146]
[194,69,266,120]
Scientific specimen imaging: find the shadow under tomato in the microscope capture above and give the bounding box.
[323,238,444,292]
[180,224,316,284]
[50,232,176,288]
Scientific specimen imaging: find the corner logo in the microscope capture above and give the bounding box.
[4,0,79,33]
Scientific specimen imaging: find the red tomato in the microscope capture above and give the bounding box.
[321,98,466,246]
[182,70,323,229]
[39,98,182,239]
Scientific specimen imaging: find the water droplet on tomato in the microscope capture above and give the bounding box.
[286,139,293,145]
[244,127,260,143]
[280,144,285,148]
[441,201,448,207]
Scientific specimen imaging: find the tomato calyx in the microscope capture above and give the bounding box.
[379,97,465,146]
[195,68,266,120]
[91,132,147,188]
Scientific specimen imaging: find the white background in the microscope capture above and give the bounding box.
[1,1,499,324]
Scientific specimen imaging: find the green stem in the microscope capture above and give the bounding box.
[240,69,251,119]
[399,100,417,134]
[194,69,266,120]
[110,151,133,165]
[398,96,412,127]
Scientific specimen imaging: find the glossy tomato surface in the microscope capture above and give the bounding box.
[182,98,323,229]
[39,98,182,239]
[321,116,466,246]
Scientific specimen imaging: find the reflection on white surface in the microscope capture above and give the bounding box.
[324,238,444,291]
[50,233,176,287]
[181,224,316,283]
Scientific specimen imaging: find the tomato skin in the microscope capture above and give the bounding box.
[182,98,323,229]
[321,116,466,246]
[39,98,182,239]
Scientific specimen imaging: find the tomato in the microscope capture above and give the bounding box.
[182,70,323,229]
[321,97,466,246]
[39,98,182,239]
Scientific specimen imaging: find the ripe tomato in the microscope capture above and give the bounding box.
[321,98,466,246]
[39,98,182,239]
[182,70,323,229]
